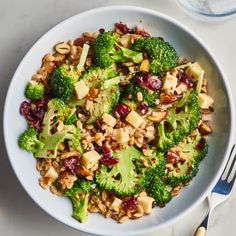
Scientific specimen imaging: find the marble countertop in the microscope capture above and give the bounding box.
[0,0,236,235]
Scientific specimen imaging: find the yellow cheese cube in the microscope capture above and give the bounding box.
[82,150,101,169]
[140,59,150,72]
[176,83,188,94]
[198,93,214,109]
[102,113,116,127]
[44,166,58,182]
[162,74,177,92]
[125,111,144,128]
[185,62,204,82]
[75,80,89,99]
[113,128,129,143]
[137,196,155,214]
[110,197,123,212]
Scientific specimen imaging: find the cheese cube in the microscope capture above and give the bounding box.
[162,74,177,92]
[140,59,150,72]
[82,150,101,169]
[75,80,89,99]
[113,128,129,143]
[44,166,58,182]
[110,197,123,212]
[185,62,204,82]
[198,93,214,109]
[176,83,188,94]
[102,113,116,127]
[137,196,155,214]
[125,111,144,128]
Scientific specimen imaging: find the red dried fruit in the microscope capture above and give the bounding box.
[136,73,161,91]
[113,103,131,120]
[100,146,119,166]
[115,22,129,34]
[167,151,181,164]
[122,197,138,211]
[64,156,80,175]
[196,138,206,151]
[178,72,194,88]
[136,102,148,115]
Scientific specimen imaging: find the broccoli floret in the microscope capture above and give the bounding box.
[122,79,159,108]
[133,37,178,74]
[95,146,144,196]
[145,169,172,206]
[34,99,82,158]
[93,32,143,68]
[18,128,44,153]
[167,132,208,187]
[25,81,45,100]
[157,90,200,152]
[50,64,78,103]
[81,67,117,88]
[87,84,120,124]
[64,113,78,126]
[64,180,95,223]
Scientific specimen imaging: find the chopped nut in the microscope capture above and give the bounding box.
[142,148,153,156]
[198,122,212,135]
[55,42,71,54]
[118,216,129,224]
[58,171,77,189]
[133,205,144,218]
[76,165,92,177]
[39,177,52,189]
[85,100,93,111]
[147,110,167,122]
[61,151,80,159]
[137,92,143,102]
[113,128,129,143]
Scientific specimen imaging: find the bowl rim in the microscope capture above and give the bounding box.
[3,5,235,236]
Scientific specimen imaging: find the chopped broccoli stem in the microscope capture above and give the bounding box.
[64,180,95,223]
[25,81,45,100]
[95,146,144,196]
[133,37,178,74]
[93,32,143,68]
[167,132,208,187]
[157,90,200,151]
[18,128,44,153]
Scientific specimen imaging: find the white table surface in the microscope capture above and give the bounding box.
[1,0,236,236]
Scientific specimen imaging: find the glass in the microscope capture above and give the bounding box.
[176,0,236,21]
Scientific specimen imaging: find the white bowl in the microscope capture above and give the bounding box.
[3,5,235,236]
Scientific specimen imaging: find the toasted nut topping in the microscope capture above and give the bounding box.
[137,92,143,102]
[198,122,212,135]
[147,110,167,122]
[55,43,71,54]
[118,216,129,224]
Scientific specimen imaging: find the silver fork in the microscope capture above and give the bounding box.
[194,144,236,236]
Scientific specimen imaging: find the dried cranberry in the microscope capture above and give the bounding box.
[99,28,105,33]
[100,146,119,166]
[64,156,80,175]
[95,119,104,131]
[20,101,34,121]
[136,102,148,115]
[122,197,138,211]
[136,73,161,91]
[196,138,206,151]
[178,72,194,88]
[113,103,131,120]
[167,151,181,164]
[115,22,129,34]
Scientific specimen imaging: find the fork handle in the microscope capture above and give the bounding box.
[194,211,210,236]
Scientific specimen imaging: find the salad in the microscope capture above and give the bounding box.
[18,22,214,224]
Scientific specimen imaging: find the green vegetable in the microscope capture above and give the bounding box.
[34,99,82,158]
[122,78,159,108]
[18,128,44,153]
[157,90,200,151]
[145,169,172,205]
[25,81,45,100]
[167,132,208,187]
[133,37,178,74]
[95,146,144,196]
[64,113,78,126]
[64,180,95,223]
[80,67,117,89]
[93,32,143,68]
[50,64,78,103]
